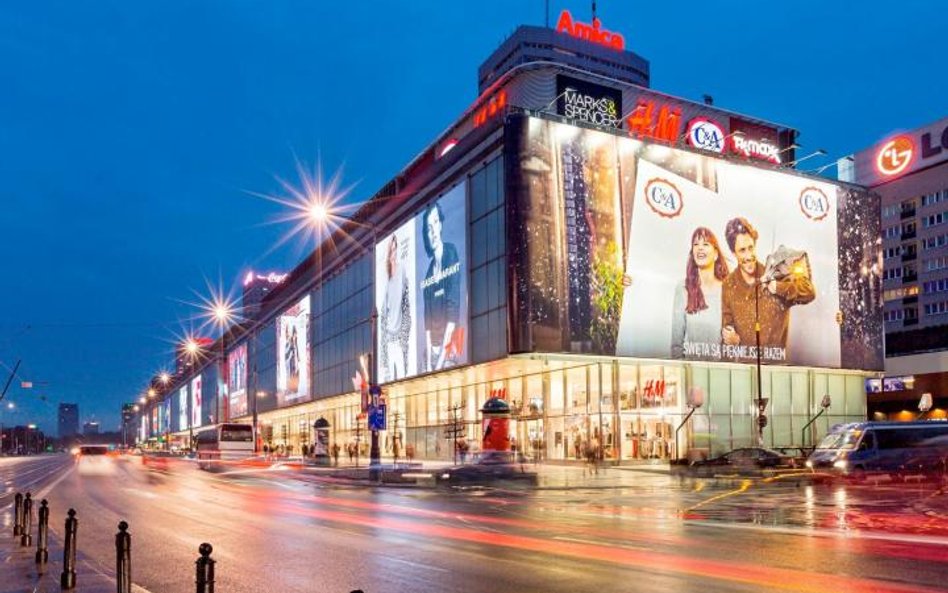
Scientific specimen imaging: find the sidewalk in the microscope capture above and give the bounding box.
[0,511,146,593]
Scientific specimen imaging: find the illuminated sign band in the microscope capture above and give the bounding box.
[556,10,625,51]
[626,99,681,143]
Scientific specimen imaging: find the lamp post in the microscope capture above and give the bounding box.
[212,302,234,427]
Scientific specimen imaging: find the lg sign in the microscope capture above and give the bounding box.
[876,136,914,177]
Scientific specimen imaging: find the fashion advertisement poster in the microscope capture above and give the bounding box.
[506,114,883,370]
[227,343,248,417]
[415,182,468,375]
[163,399,172,435]
[190,375,202,429]
[178,386,189,430]
[374,182,469,382]
[375,218,418,383]
[276,295,311,406]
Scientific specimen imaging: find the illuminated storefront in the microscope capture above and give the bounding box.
[139,17,883,463]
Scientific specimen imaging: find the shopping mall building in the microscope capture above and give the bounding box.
[136,11,884,463]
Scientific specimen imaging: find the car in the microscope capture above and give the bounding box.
[75,445,116,476]
[142,450,176,471]
[436,453,539,487]
[690,447,796,472]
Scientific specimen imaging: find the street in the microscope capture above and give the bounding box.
[2,455,946,593]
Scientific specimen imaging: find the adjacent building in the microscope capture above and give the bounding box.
[840,116,948,421]
[58,403,79,439]
[136,10,882,462]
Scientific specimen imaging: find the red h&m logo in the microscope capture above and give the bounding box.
[489,387,508,400]
[626,99,682,144]
[642,380,665,406]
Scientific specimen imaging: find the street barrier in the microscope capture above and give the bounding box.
[116,521,131,593]
[20,493,33,547]
[195,542,215,593]
[36,499,49,565]
[13,492,23,536]
[60,508,78,590]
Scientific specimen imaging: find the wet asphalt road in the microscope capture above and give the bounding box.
[2,454,947,593]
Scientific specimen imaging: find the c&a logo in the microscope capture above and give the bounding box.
[644,178,683,218]
[876,135,914,177]
[686,118,725,153]
[799,187,830,221]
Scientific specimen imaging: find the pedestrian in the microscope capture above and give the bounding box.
[331,443,340,466]
[347,442,355,463]
[405,443,415,462]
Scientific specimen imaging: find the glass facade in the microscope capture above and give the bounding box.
[144,119,875,464]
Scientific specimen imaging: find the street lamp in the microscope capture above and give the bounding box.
[753,247,810,445]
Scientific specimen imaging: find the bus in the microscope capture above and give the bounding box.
[195,423,254,470]
[807,420,948,478]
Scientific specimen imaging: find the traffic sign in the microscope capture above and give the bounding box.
[368,404,387,431]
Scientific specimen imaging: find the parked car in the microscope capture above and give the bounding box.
[690,447,796,471]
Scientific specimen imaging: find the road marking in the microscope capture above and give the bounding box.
[378,555,449,572]
[684,518,948,547]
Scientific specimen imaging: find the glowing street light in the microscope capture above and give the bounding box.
[139,396,146,405]
[147,388,156,398]
[159,372,170,385]
[185,339,199,356]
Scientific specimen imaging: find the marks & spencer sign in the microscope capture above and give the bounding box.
[556,75,622,129]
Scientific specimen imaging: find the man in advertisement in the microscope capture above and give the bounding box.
[421,201,461,372]
[721,217,816,362]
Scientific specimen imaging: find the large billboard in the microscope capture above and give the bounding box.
[178,386,189,431]
[375,182,468,383]
[507,115,883,370]
[276,295,311,406]
[228,343,248,418]
[190,375,202,429]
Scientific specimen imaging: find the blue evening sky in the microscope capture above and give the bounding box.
[1,1,944,434]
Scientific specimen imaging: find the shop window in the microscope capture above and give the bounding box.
[618,363,638,409]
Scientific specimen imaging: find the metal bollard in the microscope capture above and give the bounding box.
[35,499,49,565]
[60,509,78,590]
[115,521,131,593]
[13,492,23,536]
[20,493,33,547]
[195,543,215,593]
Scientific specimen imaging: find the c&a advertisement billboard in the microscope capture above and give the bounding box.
[506,115,883,370]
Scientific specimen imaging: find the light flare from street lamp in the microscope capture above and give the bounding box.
[160,372,170,384]
[147,388,156,398]
[247,157,359,256]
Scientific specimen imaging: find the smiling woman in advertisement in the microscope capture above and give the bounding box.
[671,226,729,360]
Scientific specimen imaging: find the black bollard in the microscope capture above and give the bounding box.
[115,521,131,593]
[195,543,215,593]
[20,493,33,547]
[35,499,49,565]
[13,492,23,537]
[60,509,78,590]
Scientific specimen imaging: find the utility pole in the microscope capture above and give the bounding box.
[444,403,465,465]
